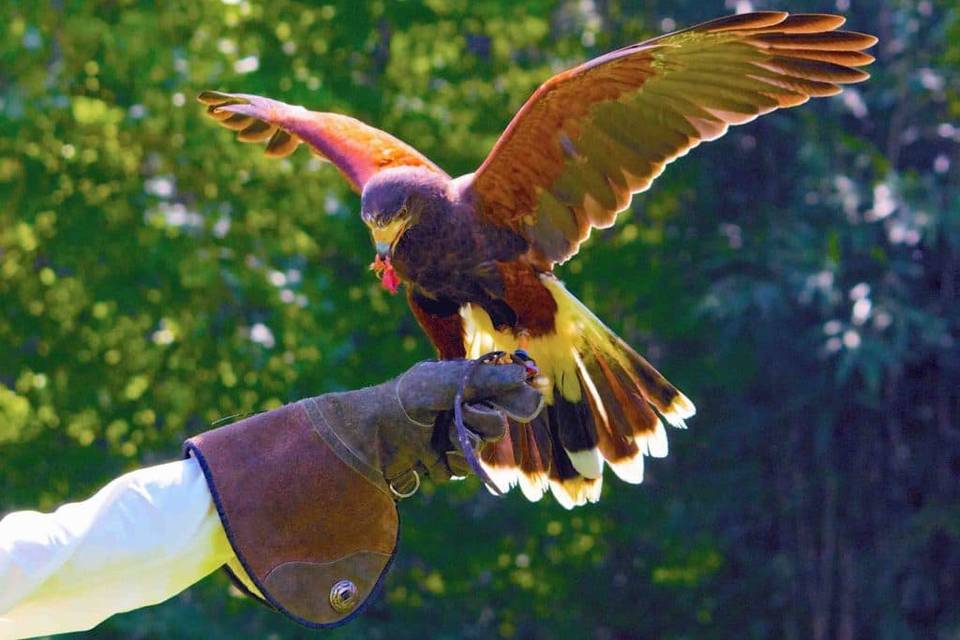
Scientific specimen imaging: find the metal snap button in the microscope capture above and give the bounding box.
[329,579,359,614]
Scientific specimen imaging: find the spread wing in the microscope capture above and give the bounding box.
[199,91,447,193]
[468,12,877,265]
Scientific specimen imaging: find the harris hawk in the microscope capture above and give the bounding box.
[201,12,876,508]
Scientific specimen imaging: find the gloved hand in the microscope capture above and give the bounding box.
[307,358,544,498]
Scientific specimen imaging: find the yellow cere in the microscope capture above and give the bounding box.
[369,216,410,251]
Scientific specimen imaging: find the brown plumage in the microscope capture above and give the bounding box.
[201,12,877,508]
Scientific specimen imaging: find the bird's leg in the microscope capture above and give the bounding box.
[510,329,542,381]
[516,328,530,351]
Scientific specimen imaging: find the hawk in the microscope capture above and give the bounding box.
[201,12,876,508]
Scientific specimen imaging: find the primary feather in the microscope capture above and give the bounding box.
[469,11,877,266]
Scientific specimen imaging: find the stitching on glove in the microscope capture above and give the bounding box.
[299,398,391,497]
[394,363,436,428]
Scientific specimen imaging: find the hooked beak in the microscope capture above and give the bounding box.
[370,216,410,260]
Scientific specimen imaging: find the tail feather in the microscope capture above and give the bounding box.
[514,417,552,502]
[545,414,602,508]
[479,411,603,509]
[549,475,602,509]
[479,425,521,494]
[552,394,602,479]
[574,359,645,484]
[593,348,662,439]
[480,418,552,501]
[615,335,695,427]
[470,275,695,509]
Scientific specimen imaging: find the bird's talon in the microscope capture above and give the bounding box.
[479,350,508,365]
[510,349,539,378]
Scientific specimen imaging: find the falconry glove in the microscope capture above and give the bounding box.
[183,357,542,630]
[309,358,544,497]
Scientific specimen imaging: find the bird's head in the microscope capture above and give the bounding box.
[360,167,447,294]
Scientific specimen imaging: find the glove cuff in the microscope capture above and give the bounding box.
[184,401,399,629]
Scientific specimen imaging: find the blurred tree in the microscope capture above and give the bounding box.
[0,1,957,638]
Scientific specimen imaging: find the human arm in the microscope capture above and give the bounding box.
[0,357,543,636]
[0,458,233,639]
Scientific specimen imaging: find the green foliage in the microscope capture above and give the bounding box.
[2,1,958,638]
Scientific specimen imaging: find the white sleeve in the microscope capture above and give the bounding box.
[0,457,237,639]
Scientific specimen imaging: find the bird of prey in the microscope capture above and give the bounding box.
[201,12,876,508]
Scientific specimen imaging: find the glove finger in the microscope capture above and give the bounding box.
[445,451,472,478]
[400,360,532,418]
[457,402,508,440]
[463,363,527,401]
[486,385,545,423]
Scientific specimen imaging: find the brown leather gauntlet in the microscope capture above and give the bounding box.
[183,358,542,630]
[184,400,398,629]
